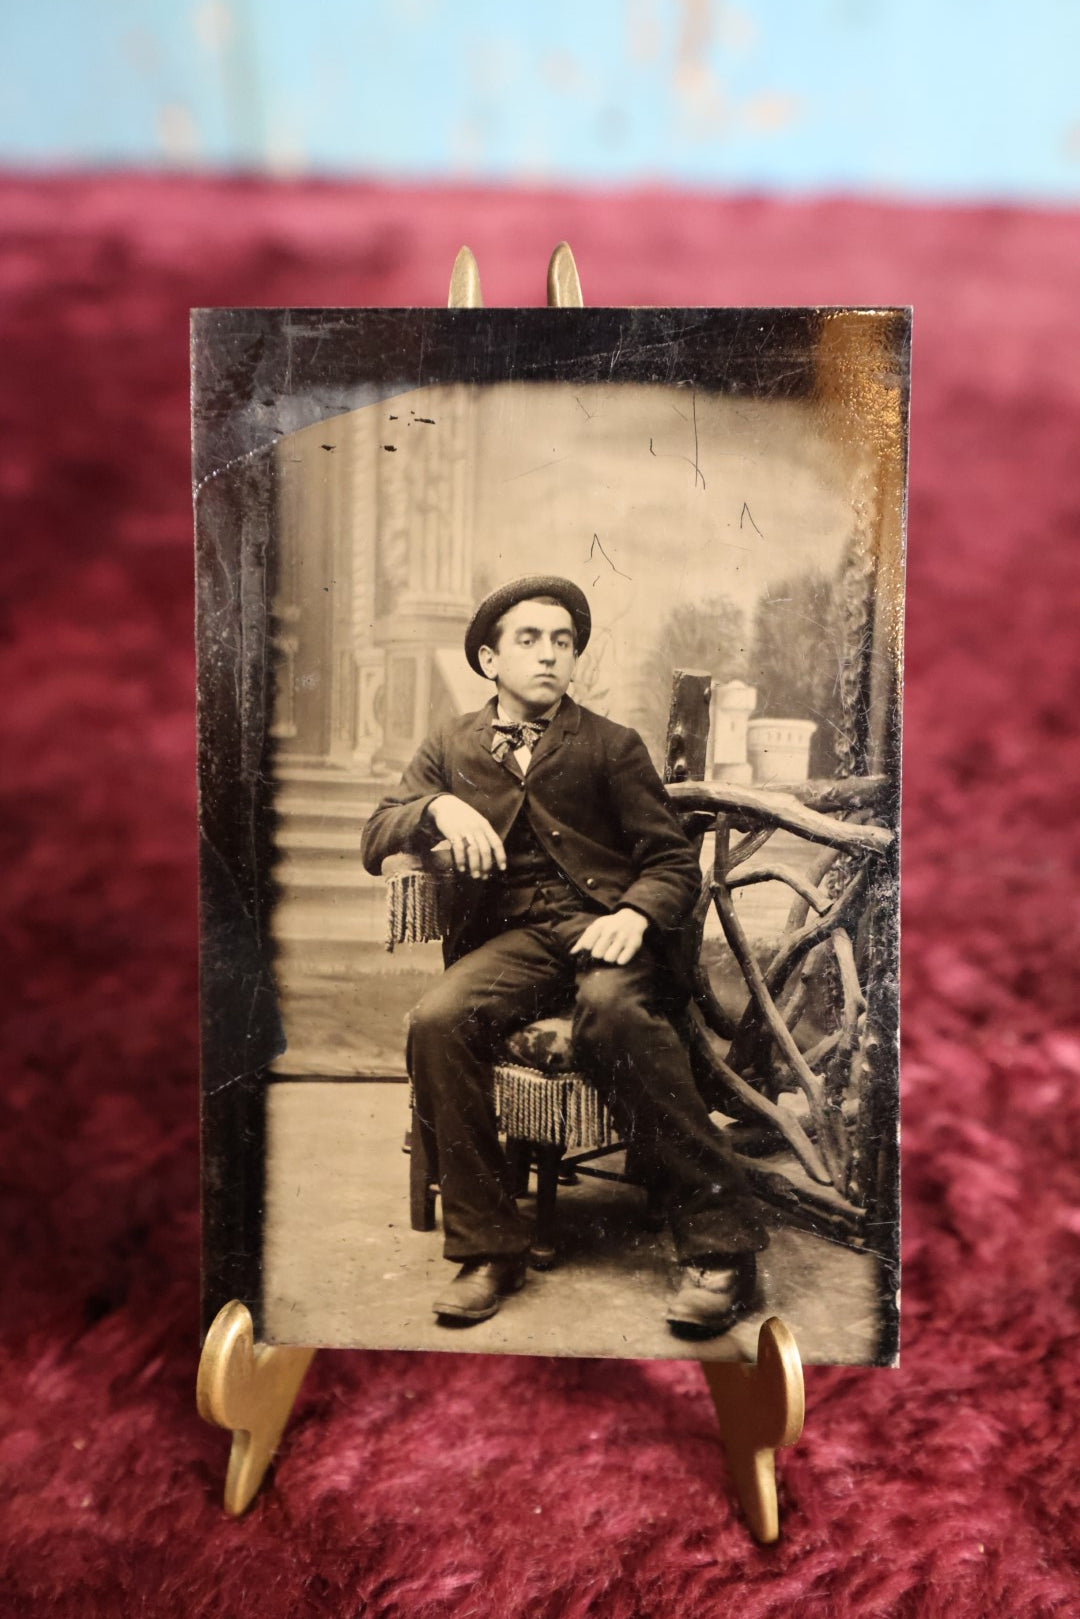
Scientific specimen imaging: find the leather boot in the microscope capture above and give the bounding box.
[665,1254,757,1338]
[433,1257,528,1323]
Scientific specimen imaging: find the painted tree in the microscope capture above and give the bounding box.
[748,567,846,778]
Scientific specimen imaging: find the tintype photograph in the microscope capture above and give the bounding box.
[195,305,908,1364]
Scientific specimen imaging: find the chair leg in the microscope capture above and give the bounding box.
[505,1138,533,1198]
[625,1141,665,1230]
[624,1141,646,1185]
[409,1104,438,1231]
[531,1144,564,1270]
[643,1181,666,1232]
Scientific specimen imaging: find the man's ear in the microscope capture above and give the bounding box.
[477,644,497,681]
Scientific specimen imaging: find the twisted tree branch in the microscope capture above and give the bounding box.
[727,863,830,914]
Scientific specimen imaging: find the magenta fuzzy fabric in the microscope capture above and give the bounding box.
[1,176,1079,1617]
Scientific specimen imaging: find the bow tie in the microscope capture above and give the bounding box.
[491,717,550,759]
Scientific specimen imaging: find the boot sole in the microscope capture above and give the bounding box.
[665,1309,742,1339]
[665,1293,751,1338]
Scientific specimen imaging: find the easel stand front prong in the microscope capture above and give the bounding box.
[703,1319,805,1543]
[196,1301,315,1516]
[196,245,806,1538]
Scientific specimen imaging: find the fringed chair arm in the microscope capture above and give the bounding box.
[381,847,455,950]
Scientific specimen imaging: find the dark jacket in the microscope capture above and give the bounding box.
[361,696,701,971]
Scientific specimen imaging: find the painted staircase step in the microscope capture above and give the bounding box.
[276,827,367,853]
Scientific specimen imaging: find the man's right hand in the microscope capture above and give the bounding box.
[428,795,507,879]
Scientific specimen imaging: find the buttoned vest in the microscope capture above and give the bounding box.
[495,804,578,923]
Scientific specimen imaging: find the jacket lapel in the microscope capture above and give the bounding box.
[524,696,581,774]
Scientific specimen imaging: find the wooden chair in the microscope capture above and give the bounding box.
[384,671,897,1264]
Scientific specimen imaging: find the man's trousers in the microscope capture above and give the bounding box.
[406,909,769,1266]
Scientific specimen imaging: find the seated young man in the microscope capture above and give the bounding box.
[361,575,767,1336]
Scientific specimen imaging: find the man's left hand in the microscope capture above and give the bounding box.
[571,908,649,966]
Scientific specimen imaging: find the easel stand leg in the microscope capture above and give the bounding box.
[702,1318,805,1543]
[197,243,805,1539]
[195,1301,804,1535]
[196,1302,315,1516]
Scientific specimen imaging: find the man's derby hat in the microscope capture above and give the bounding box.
[464,575,592,675]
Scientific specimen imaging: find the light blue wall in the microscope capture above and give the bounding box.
[2,1,1079,200]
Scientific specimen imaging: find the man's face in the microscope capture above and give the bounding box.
[478,599,577,718]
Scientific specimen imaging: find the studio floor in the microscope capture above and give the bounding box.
[262,1080,887,1364]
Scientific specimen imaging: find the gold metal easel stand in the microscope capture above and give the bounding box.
[197,243,805,1543]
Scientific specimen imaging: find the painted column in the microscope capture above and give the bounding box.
[710,679,758,784]
[373,386,476,771]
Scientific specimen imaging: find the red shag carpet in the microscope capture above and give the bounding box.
[1,177,1079,1618]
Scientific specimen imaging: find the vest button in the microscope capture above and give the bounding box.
[550,829,561,840]
[585,877,596,889]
